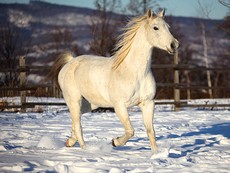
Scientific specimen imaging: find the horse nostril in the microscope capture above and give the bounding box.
[171,41,179,50]
[171,42,176,50]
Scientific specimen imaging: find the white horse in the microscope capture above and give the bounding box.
[47,9,179,153]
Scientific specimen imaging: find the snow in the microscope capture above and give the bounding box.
[0,98,230,173]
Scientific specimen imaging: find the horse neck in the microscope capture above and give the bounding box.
[122,26,153,75]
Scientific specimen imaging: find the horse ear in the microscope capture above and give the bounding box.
[157,8,165,17]
[147,9,153,18]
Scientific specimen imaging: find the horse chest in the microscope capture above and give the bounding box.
[125,76,155,107]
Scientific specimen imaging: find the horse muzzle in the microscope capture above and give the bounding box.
[167,39,180,54]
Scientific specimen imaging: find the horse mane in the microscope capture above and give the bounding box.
[112,14,150,69]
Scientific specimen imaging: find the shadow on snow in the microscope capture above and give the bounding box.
[163,122,230,158]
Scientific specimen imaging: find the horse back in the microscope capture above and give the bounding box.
[73,55,114,107]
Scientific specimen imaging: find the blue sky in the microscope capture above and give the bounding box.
[0,0,229,19]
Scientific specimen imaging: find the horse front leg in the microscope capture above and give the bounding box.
[112,104,134,147]
[139,100,157,153]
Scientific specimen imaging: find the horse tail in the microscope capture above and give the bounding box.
[46,52,73,89]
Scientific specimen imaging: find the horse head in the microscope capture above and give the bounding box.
[145,9,179,54]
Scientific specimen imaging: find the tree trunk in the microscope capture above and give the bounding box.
[201,23,213,98]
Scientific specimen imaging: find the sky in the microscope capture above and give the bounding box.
[0,0,229,19]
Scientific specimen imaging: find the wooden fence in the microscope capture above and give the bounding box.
[0,55,230,112]
[0,56,63,112]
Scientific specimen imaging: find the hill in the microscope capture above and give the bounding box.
[0,1,228,66]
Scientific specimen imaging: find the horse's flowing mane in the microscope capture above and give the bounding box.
[112,14,150,69]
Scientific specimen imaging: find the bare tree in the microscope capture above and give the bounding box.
[89,0,122,56]
[218,0,230,8]
[214,14,230,97]
[197,0,230,98]
[218,14,230,34]
[44,26,82,63]
[126,0,161,15]
[197,0,213,98]
[51,26,74,54]
[0,24,29,87]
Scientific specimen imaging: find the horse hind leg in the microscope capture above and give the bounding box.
[63,91,85,148]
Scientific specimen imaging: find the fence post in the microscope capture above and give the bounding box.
[19,56,26,113]
[174,51,180,111]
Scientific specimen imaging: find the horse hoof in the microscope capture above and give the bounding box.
[111,139,117,147]
[66,139,76,147]
[66,139,72,147]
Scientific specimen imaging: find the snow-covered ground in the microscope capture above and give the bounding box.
[0,98,229,173]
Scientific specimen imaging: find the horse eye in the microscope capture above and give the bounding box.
[153,26,159,31]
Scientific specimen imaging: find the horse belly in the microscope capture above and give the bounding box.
[75,63,112,107]
[85,94,111,108]
[81,84,112,108]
